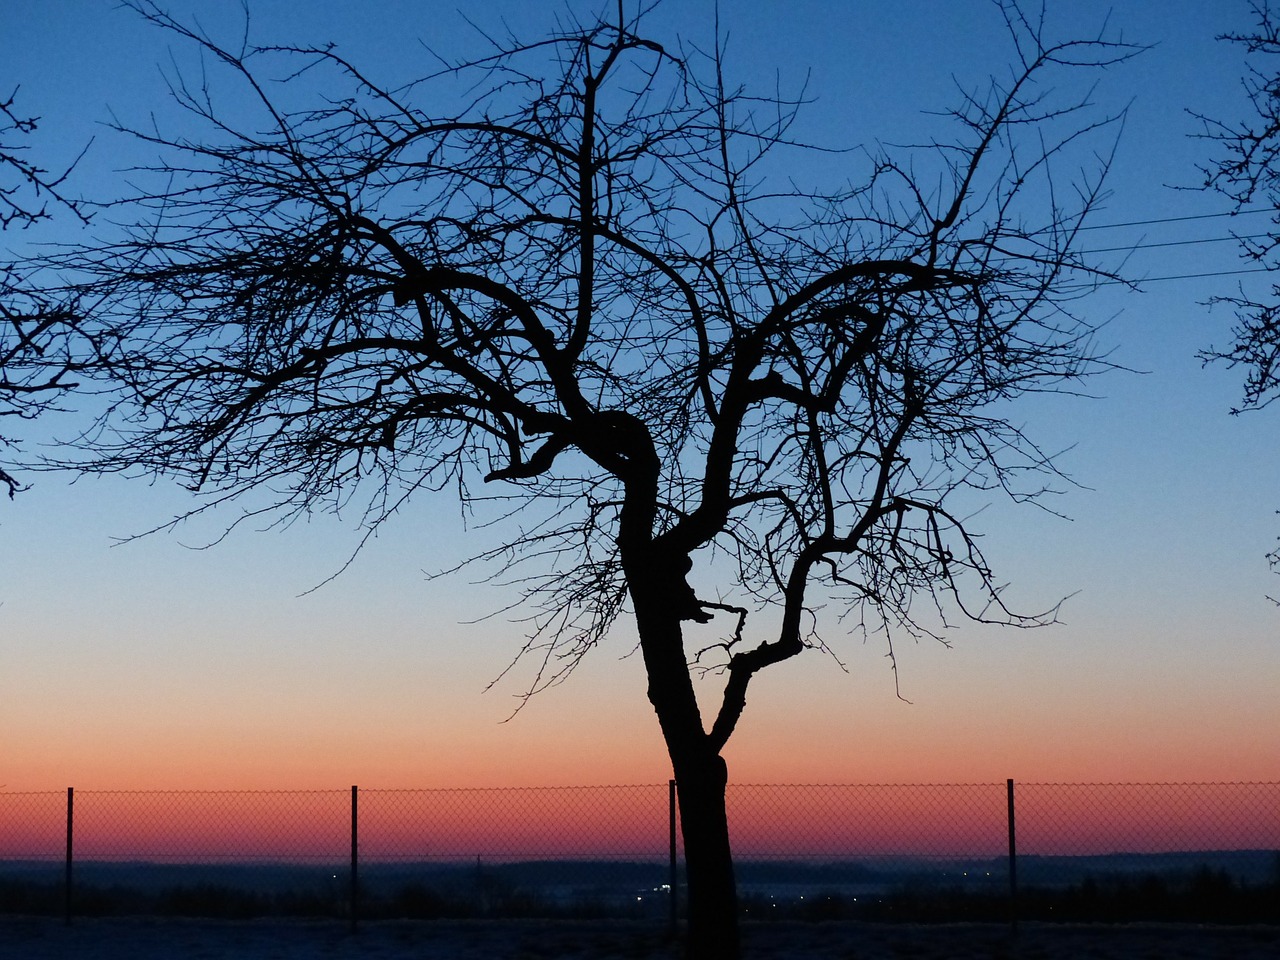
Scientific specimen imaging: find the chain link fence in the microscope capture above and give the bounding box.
[356,785,674,920]
[1010,782,1280,924]
[725,783,1009,921]
[2,782,1276,925]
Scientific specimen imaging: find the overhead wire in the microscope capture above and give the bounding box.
[1088,267,1271,288]
[1078,234,1269,256]
[1079,209,1277,285]
[983,208,1280,286]
[1074,207,1275,232]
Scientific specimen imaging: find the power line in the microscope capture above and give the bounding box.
[1066,266,1272,291]
[987,234,1266,270]
[1077,208,1274,232]
[1078,233,1269,256]
[1135,267,1271,283]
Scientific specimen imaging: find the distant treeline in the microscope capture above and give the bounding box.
[2,852,1277,924]
[749,865,1280,924]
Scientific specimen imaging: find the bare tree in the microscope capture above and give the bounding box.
[1199,1,1280,411]
[50,2,1134,954]
[1198,0,1280,587]
[1,88,86,497]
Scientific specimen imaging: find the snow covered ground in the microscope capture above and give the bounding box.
[3,916,1279,959]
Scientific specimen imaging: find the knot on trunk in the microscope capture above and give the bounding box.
[663,554,713,624]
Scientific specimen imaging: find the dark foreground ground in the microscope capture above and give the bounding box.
[2,917,1279,959]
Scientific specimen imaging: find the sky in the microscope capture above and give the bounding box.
[1,0,1278,803]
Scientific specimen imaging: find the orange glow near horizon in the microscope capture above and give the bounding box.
[3,782,1276,865]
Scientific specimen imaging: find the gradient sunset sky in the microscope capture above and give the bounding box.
[2,0,1278,793]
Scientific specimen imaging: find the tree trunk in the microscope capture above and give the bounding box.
[631,598,741,959]
[623,524,741,958]
[673,750,739,960]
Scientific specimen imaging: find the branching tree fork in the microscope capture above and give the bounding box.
[45,2,1135,955]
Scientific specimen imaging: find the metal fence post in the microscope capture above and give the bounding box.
[350,785,359,933]
[668,778,678,935]
[1007,778,1018,934]
[64,786,74,926]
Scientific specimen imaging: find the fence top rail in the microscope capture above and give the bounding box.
[728,782,1007,788]
[360,784,667,794]
[1015,781,1280,788]
[32,789,352,797]
[2,781,1277,795]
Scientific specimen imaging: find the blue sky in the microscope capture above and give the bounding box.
[2,1,1277,790]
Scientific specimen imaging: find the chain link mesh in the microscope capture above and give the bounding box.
[73,790,348,862]
[0,791,65,862]
[1018,782,1278,856]
[361,785,667,861]
[356,786,671,918]
[724,783,1005,859]
[0,791,66,913]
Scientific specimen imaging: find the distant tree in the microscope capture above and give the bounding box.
[0,87,86,497]
[1197,0,1280,587]
[48,2,1133,955]
[1199,1,1280,410]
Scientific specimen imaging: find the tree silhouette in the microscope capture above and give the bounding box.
[0,88,86,497]
[1199,1,1280,411]
[1198,0,1280,589]
[46,2,1134,955]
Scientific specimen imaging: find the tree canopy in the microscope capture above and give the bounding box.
[31,2,1137,955]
